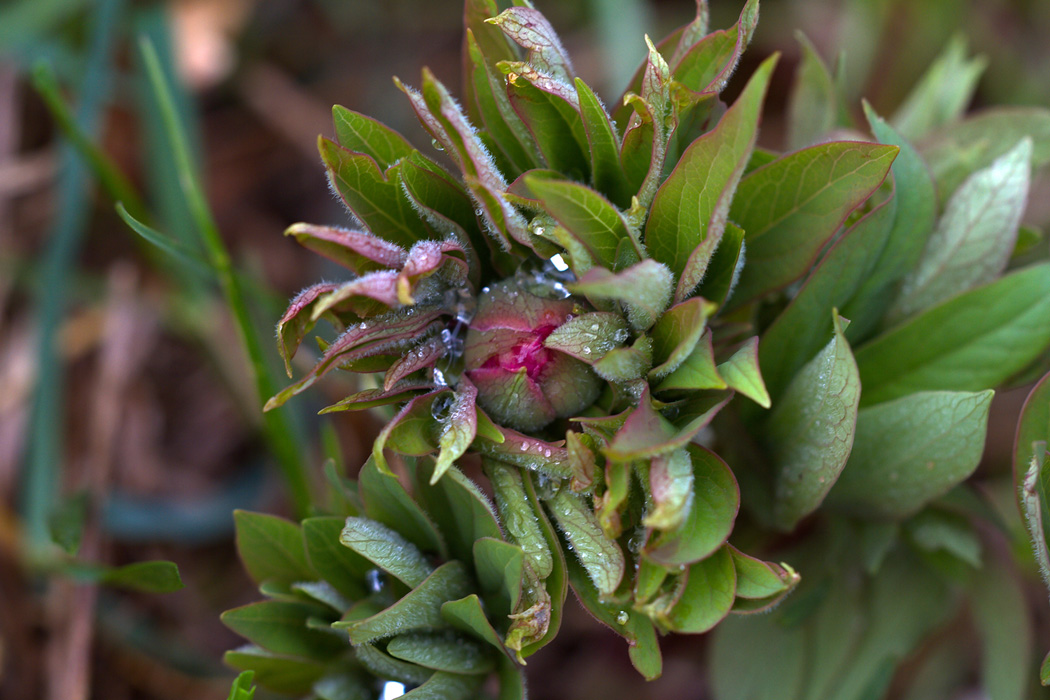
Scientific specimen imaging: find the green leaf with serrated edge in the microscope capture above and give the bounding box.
[695,220,744,308]
[387,632,496,675]
[920,107,1050,203]
[646,55,776,297]
[225,647,324,696]
[594,335,653,382]
[226,670,255,700]
[234,511,313,587]
[729,545,799,601]
[440,595,514,658]
[643,448,694,531]
[655,330,723,393]
[372,390,443,474]
[767,313,860,531]
[336,561,473,645]
[855,264,1050,406]
[432,379,478,484]
[358,457,446,558]
[786,32,836,150]
[222,602,346,659]
[562,549,662,679]
[466,30,539,176]
[319,137,431,247]
[399,671,484,700]
[645,445,739,566]
[332,105,414,170]
[486,460,554,578]
[547,488,624,597]
[826,391,993,519]
[905,510,981,567]
[99,560,184,593]
[544,311,629,364]
[891,36,986,142]
[524,176,642,270]
[813,105,933,342]
[759,190,897,403]
[575,78,631,207]
[502,66,589,180]
[717,337,770,408]
[339,516,434,588]
[301,517,369,600]
[414,462,502,565]
[570,260,673,332]
[890,138,1031,322]
[473,537,524,619]
[727,141,898,308]
[662,545,736,633]
[354,644,434,687]
[648,297,715,380]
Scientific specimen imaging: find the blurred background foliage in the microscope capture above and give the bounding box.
[1,0,1049,698]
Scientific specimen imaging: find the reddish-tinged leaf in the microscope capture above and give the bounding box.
[669,0,710,67]
[311,271,400,320]
[276,281,340,376]
[649,297,716,380]
[372,390,446,475]
[284,223,405,274]
[473,425,571,479]
[319,382,435,414]
[397,240,469,304]
[384,336,447,391]
[432,378,480,484]
[575,78,631,207]
[644,448,694,531]
[332,105,415,170]
[605,385,727,462]
[487,7,575,83]
[571,260,673,332]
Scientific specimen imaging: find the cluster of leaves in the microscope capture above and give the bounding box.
[224,0,1050,697]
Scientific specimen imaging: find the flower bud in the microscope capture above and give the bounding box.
[464,277,601,431]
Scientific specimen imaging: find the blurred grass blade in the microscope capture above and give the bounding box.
[0,0,90,49]
[30,62,150,222]
[115,202,211,273]
[137,38,313,515]
[21,0,123,559]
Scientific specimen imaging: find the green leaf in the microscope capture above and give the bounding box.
[649,297,715,380]
[654,330,724,393]
[433,380,479,484]
[301,517,370,600]
[486,461,554,579]
[646,55,776,299]
[786,32,837,150]
[414,463,503,565]
[336,561,474,645]
[544,311,629,364]
[359,457,446,558]
[339,516,433,588]
[225,647,324,696]
[234,511,313,587]
[695,221,744,309]
[854,264,1050,406]
[1042,651,1050,686]
[332,105,414,169]
[728,141,899,307]
[643,447,695,531]
[645,445,739,566]
[354,643,434,687]
[606,387,730,462]
[920,107,1050,202]
[547,488,624,597]
[115,202,210,273]
[575,78,632,207]
[826,391,993,519]
[313,673,371,700]
[400,671,483,700]
[889,138,1032,321]
[502,66,589,180]
[663,546,736,633]
[906,509,982,568]
[969,561,1032,700]
[525,175,642,270]
[387,632,496,675]
[729,546,800,614]
[570,260,673,332]
[766,313,860,531]
[222,601,346,659]
[318,137,430,247]
[473,537,524,619]
[440,594,513,656]
[226,670,256,700]
[1015,371,1050,487]
[99,560,184,593]
[709,613,807,700]
[717,337,770,408]
[891,36,986,141]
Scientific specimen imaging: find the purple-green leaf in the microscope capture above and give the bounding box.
[284,223,405,274]
[432,378,479,484]
[727,141,898,308]
[646,55,776,299]
[644,448,694,531]
[571,260,673,332]
[766,313,860,531]
[547,487,624,597]
[717,337,770,408]
[575,78,631,207]
[503,64,589,181]
[332,105,415,170]
[649,297,715,380]
[487,7,574,83]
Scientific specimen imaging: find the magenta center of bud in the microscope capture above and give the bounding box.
[481,324,557,380]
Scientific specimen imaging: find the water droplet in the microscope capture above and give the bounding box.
[616,611,629,625]
[432,367,449,387]
[366,569,386,593]
[431,138,445,152]
[549,253,569,271]
[591,323,600,331]
[431,394,453,420]
[543,449,551,458]
[519,443,528,452]
[583,346,591,354]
